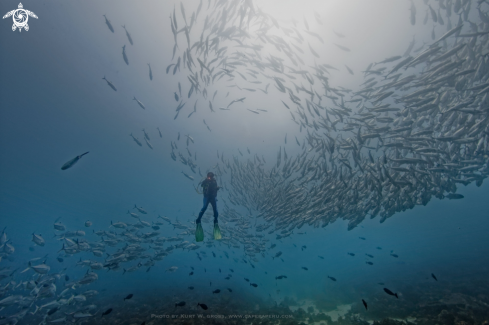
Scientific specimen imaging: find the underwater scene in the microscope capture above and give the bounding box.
[1,0,489,324]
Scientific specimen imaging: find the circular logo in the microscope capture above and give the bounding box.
[13,9,27,27]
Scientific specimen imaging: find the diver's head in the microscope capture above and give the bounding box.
[207,172,214,179]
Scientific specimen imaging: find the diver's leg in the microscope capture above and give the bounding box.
[196,197,209,223]
[210,197,218,223]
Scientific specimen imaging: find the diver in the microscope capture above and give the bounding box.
[195,172,221,241]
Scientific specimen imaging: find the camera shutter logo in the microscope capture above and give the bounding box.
[3,3,38,32]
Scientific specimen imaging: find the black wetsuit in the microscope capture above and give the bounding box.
[196,178,219,223]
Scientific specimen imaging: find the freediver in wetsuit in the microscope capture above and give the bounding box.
[195,172,221,241]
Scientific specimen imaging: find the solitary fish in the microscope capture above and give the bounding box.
[431,273,438,281]
[362,299,368,310]
[122,45,129,65]
[334,43,350,52]
[327,276,337,282]
[123,294,133,301]
[103,15,114,33]
[122,25,133,45]
[102,76,117,91]
[250,283,258,287]
[148,64,153,80]
[175,301,185,307]
[133,97,146,109]
[212,289,220,294]
[383,288,398,298]
[61,152,89,170]
[197,303,208,310]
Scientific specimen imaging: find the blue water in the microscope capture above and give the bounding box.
[1,0,489,324]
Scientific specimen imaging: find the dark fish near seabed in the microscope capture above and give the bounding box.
[175,301,186,307]
[383,288,399,298]
[61,152,89,170]
[123,294,133,301]
[446,193,464,200]
[197,303,208,310]
[362,299,368,310]
[102,308,112,317]
[213,289,220,294]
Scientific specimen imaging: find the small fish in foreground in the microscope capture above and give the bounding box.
[383,288,398,298]
[102,308,112,317]
[61,152,89,170]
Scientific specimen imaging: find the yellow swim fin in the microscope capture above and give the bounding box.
[213,223,222,240]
